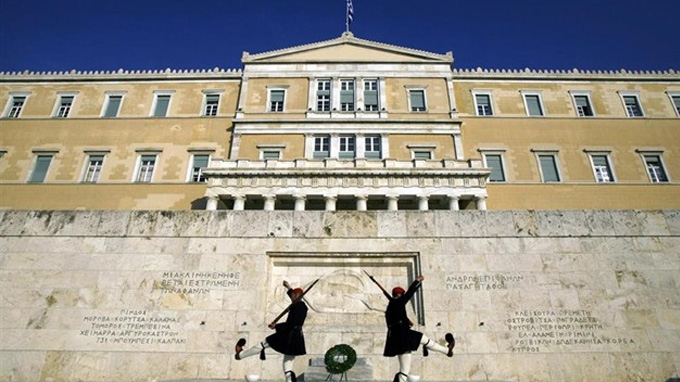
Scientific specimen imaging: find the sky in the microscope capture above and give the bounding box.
[1,0,678,73]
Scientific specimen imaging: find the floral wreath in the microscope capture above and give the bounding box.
[324,344,357,375]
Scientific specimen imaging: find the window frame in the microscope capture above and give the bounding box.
[316,79,332,112]
[338,135,356,159]
[186,152,211,183]
[312,135,331,159]
[339,79,355,112]
[52,92,78,118]
[532,150,562,183]
[472,90,494,116]
[267,87,287,113]
[81,151,109,183]
[618,92,644,118]
[132,151,161,183]
[480,149,508,182]
[408,144,436,160]
[150,91,175,117]
[637,150,670,183]
[257,144,285,161]
[27,151,58,183]
[587,152,616,183]
[407,88,428,112]
[100,91,126,118]
[202,90,223,117]
[364,134,382,159]
[521,91,546,117]
[363,79,380,112]
[3,92,30,118]
[667,91,680,118]
[569,91,595,117]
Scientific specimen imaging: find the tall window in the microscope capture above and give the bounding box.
[365,135,381,158]
[669,94,680,117]
[28,154,54,183]
[590,154,615,183]
[102,95,123,118]
[269,89,285,112]
[316,80,331,112]
[643,155,669,183]
[474,93,493,116]
[622,95,643,117]
[189,154,209,182]
[4,95,26,118]
[572,94,594,117]
[135,154,157,183]
[204,94,219,116]
[340,80,355,111]
[55,95,74,118]
[538,154,561,182]
[83,155,104,183]
[339,135,355,159]
[409,89,427,112]
[483,153,506,182]
[152,94,172,117]
[364,79,379,111]
[523,93,544,116]
[313,135,330,159]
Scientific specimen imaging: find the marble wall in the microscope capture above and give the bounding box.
[1,210,679,381]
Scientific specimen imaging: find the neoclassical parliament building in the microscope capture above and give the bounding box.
[1,32,679,211]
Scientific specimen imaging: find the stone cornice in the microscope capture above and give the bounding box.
[453,67,680,81]
[0,67,242,82]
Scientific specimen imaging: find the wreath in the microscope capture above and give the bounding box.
[324,344,357,375]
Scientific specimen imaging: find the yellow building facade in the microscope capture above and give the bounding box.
[1,33,679,210]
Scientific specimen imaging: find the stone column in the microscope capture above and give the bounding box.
[386,195,399,211]
[325,196,337,211]
[418,196,429,211]
[233,195,246,211]
[448,196,460,211]
[206,195,219,211]
[356,195,368,211]
[294,195,306,211]
[264,195,276,211]
[476,196,488,211]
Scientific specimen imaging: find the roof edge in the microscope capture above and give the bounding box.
[0,67,243,80]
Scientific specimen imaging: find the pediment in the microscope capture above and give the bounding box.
[242,32,453,64]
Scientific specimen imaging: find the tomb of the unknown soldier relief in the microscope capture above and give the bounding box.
[1,6,680,381]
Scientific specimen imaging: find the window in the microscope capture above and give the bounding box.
[589,154,615,183]
[83,154,105,183]
[667,92,680,117]
[620,94,644,117]
[28,154,54,183]
[571,93,594,117]
[262,150,281,160]
[269,89,285,112]
[339,135,355,159]
[189,154,209,182]
[55,95,74,118]
[482,153,506,182]
[4,94,27,118]
[642,154,669,183]
[102,94,123,118]
[473,92,493,116]
[365,135,381,158]
[409,89,427,112]
[340,80,355,112]
[134,154,158,182]
[204,94,220,116]
[364,79,379,111]
[313,135,330,159]
[537,154,561,182]
[316,80,331,112]
[151,92,173,117]
[413,151,432,160]
[522,92,545,116]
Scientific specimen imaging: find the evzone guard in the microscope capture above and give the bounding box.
[366,272,455,382]
[234,279,318,382]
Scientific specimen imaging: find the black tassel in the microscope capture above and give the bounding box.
[423,345,429,357]
[286,371,297,382]
[392,373,400,382]
[259,347,266,360]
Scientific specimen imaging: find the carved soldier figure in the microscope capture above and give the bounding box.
[378,275,455,382]
[235,280,308,382]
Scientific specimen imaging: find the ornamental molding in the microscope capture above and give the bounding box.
[0,67,242,82]
[453,67,679,81]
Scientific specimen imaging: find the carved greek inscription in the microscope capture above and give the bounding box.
[507,309,634,353]
[157,271,241,294]
[80,309,185,346]
[445,273,524,291]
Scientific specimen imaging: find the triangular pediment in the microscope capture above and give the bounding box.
[242,32,453,64]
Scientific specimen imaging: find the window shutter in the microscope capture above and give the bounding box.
[154,95,170,116]
[539,155,560,182]
[364,90,378,106]
[104,96,122,117]
[410,91,425,109]
[526,95,543,116]
[270,90,284,102]
[340,90,354,103]
[476,94,490,107]
[574,96,589,107]
[592,155,608,167]
[30,155,53,182]
[486,155,505,181]
[193,155,209,168]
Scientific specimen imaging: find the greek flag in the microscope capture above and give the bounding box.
[347,0,354,24]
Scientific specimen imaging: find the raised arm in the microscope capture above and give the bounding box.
[401,275,424,302]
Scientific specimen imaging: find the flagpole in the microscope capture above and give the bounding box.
[345,0,349,32]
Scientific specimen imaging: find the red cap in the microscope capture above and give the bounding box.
[392,286,405,295]
[292,288,304,294]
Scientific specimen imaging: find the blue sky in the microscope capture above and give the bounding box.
[1,0,678,72]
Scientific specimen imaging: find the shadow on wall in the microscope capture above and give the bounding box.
[191,197,208,210]
[666,379,680,382]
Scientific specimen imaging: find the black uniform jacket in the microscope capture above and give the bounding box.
[383,280,424,357]
[266,288,308,356]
